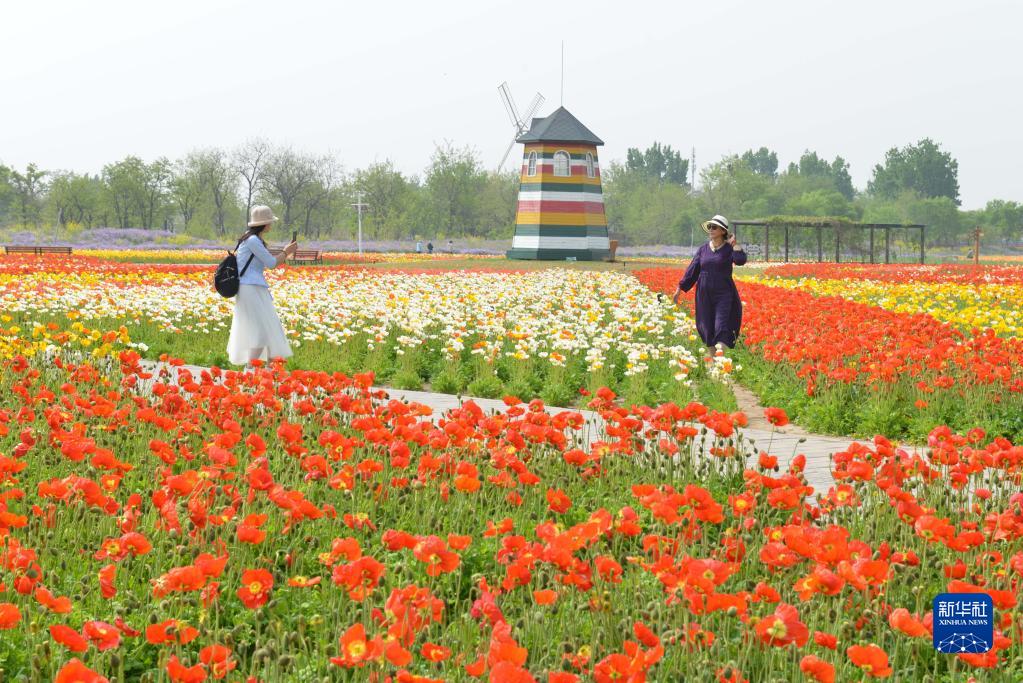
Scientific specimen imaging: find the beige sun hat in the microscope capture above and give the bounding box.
[248,205,279,228]
[701,214,730,235]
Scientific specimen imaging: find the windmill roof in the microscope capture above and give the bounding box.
[516,106,603,145]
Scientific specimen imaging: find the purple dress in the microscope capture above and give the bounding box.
[679,242,747,347]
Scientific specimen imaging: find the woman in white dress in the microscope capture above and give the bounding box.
[226,205,298,366]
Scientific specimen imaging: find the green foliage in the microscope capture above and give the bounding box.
[604,162,702,245]
[868,138,960,205]
[7,163,48,227]
[625,142,690,185]
[741,147,778,177]
[785,151,855,200]
[424,143,488,237]
[0,135,1017,248]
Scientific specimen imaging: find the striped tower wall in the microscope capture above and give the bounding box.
[506,143,610,260]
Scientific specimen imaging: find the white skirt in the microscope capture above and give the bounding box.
[226,285,293,365]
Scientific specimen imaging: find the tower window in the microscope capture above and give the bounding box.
[527,151,537,177]
[586,152,595,178]
[553,151,571,177]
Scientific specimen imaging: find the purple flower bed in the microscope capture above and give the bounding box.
[2,228,711,258]
[1,229,506,254]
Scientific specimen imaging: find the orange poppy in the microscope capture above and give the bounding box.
[846,644,893,678]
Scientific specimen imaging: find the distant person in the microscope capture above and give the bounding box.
[447,239,454,254]
[226,205,297,367]
[416,240,423,254]
[427,241,434,255]
[672,214,747,348]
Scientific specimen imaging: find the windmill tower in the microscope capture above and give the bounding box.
[506,107,610,261]
[497,82,545,170]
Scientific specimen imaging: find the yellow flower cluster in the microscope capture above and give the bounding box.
[747,275,1023,337]
[0,313,131,361]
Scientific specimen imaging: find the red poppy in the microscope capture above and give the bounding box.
[814,631,838,650]
[55,659,110,683]
[533,589,558,605]
[846,644,893,678]
[888,608,930,638]
[754,602,809,648]
[166,655,207,683]
[99,564,117,598]
[287,575,322,588]
[546,488,572,514]
[421,642,451,662]
[82,620,121,651]
[332,555,386,601]
[799,655,836,683]
[200,644,237,680]
[0,602,22,629]
[34,587,73,613]
[330,623,380,668]
[146,619,200,645]
[50,624,90,653]
[236,569,273,609]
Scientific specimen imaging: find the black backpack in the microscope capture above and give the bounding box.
[214,240,255,298]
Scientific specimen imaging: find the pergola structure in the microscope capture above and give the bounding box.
[732,218,927,264]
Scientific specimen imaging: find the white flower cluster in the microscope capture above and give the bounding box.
[1,267,733,383]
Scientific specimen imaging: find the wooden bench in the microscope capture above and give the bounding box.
[289,249,322,265]
[4,245,73,255]
[266,247,321,264]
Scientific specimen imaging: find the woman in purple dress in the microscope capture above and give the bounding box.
[672,214,747,348]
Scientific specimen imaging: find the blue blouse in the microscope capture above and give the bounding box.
[235,235,278,288]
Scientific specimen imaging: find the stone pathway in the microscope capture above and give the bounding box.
[135,360,923,499]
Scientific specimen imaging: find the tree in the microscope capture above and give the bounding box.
[170,158,205,230]
[192,148,235,235]
[102,156,149,228]
[979,199,1023,245]
[142,158,172,229]
[297,155,343,238]
[784,189,856,218]
[233,138,270,224]
[424,143,486,236]
[786,151,855,200]
[477,170,519,238]
[699,156,771,219]
[9,163,48,227]
[0,164,15,224]
[48,172,103,228]
[625,142,689,185]
[868,138,960,205]
[261,147,318,229]
[354,161,419,239]
[741,147,778,177]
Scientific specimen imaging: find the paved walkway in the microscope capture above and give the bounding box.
[138,361,923,497]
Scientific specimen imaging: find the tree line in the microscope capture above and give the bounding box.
[605,139,1022,248]
[0,140,518,242]
[1,137,1020,247]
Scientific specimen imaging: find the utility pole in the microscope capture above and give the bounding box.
[351,192,368,255]
[973,226,982,265]
[691,147,696,189]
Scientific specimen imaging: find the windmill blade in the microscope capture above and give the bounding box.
[520,93,545,134]
[498,138,518,169]
[498,81,523,128]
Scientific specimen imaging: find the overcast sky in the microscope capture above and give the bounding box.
[1,0,1019,209]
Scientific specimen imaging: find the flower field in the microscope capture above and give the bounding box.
[637,264,1023,442]
[0,256,733,411]
[1,255,1022,680]
[0,340,1020,681]
[74,250,501,266]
